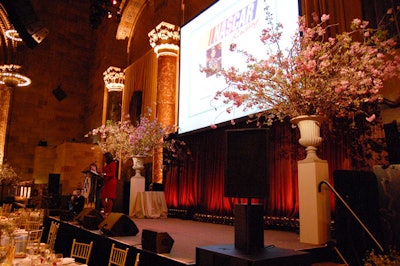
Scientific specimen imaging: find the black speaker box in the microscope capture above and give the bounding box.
[0,0,48,48]
[52,85,67,101]
[333,170,383,265]
[142,229,174,253]
[75,208,104,227]
[224,128,269,198]
[383,121,400,164]
[99,213,139,236]
[48,173,60,195]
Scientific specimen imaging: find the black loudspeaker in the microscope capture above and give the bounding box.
[52,85,67,101]
[142,229,174,253]
[333,170,383,266]
[224,128,269,198]
[0,0,48,48]
[75,208,104,228]
[48,173,60,195]
[99,213,139,236]
[384,121,400,164]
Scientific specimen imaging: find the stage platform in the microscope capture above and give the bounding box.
[47,215,323,266]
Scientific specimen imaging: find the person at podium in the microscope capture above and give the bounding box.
[82,162,102,209]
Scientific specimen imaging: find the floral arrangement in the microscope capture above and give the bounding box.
[0,219,16,236]
[363,249,400,265]
[202,7,400,127]
[87,112,177,161]
[0,163,19,186]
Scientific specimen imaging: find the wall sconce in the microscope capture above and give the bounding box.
[103,66,125,92]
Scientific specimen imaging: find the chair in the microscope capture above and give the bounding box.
[134,252,140,266]
[26,229,43,255]
[45,221,60,251]
[108,243,129,266]
[25,220,42,231]
[70,238,93,265]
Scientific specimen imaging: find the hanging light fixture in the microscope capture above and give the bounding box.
[103,66,125,92]
[0,64,31,88]
[5,29,23,42]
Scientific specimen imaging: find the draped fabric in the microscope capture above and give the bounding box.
[123,50,158,120]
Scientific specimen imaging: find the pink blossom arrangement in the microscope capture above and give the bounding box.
[202,7,400,126]
[87,112,176,161]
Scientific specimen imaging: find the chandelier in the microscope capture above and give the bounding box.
[5,29,23,42]
[0,64,31,87]
[103,66,125,92]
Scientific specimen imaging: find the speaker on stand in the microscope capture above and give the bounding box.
[225,129,269,253]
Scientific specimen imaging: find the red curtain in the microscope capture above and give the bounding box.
[163,119,353,218]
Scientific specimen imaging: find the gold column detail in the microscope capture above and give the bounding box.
[103,66,125,123]
[148,22,180,184]
[0,87,12,164]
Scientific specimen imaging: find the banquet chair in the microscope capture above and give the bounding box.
[26,229,43,255]
[70,238,93,265]
[25,220,42,231]
[45,221,60,251]
[108,243,129,266]
[134,253,140,266]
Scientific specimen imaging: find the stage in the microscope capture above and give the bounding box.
[48,215,323,265]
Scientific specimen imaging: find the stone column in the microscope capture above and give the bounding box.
[148,22,180,184]
[0,86,12,165]
[103,66,124,123]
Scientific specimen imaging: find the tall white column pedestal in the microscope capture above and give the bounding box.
[129,176,145,216]
[297,158,331,245]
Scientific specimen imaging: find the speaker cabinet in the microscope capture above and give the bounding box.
[142,229,174,253]
[75,208,104,229]
[0,0,49,48]
[99,213,139,236]
[48,173,60,195]
[224,128,269,198]
[384,121,400,164]
[333,170,383,265]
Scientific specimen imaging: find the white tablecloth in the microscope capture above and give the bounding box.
[131,192,168,218]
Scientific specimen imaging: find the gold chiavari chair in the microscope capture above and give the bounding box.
[70,239,93,265]
[108,243,129,266]
[45,221,60,251]
[26,229,43,255]
[25,220,42,231]
[134,253,140,266]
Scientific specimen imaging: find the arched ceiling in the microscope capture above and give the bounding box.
[115,0,146,48]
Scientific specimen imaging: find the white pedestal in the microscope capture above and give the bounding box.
[129,176,145,216]
[297,158,331,245]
